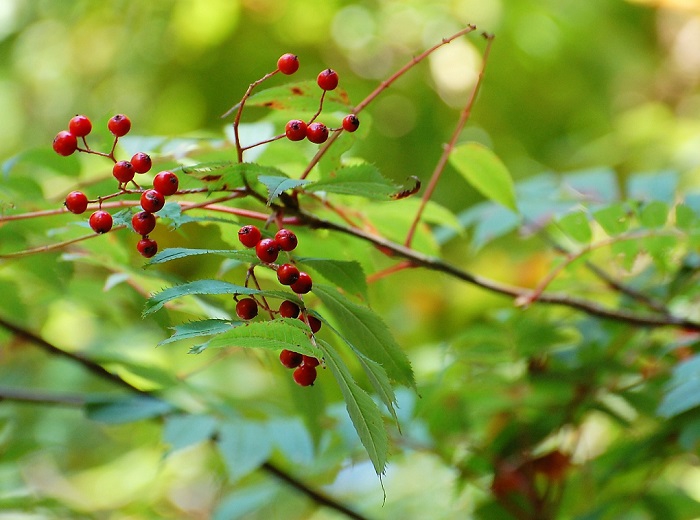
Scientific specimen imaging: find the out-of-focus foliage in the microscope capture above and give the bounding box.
[2,1,700,519]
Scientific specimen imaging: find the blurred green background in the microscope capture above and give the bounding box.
[3,1,700,519]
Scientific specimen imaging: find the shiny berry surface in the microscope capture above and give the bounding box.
[64,191,89,214]
[112,161,135,183]
[277,263,300,286]
[52,131,78,156]
[277,53,300,75]
[285,119,307,141]
[131,152,152,173]
[238,225,262,248]
[317,69,339,91]
[132,211,157,236]
[89,210,113,234]
[293,364,317,386]
[140,189,165,213]
[279,300,300,318]
[342,114,360,132]
[274,229,298,251]
[279,349,303,368]
[69,115,92,137]
[236,298,258,320]
[137,238,158,258]
[290,272,313,294]
[108,114,131,137]
[306,122,329,144]
[153,171,179,196]
[256,238,279,263]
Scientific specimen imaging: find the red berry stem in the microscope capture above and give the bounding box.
[308,90,327,125]
[239,133,286,153]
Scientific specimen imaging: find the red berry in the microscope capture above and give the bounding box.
[256,238,279,263]
[293,364,317,386]
[108,114,131,137]
[277,53,300,75]
[52,131,78,156]
[290,272,312,294]
[68,115,92,137]
[112,160,135,183]
[64,191,89,214]
[238,225,262,248]
[132,211,157,235]
[302,355,320,367]
[285,119,307,141]
[306,122,329,144]
[274,229,298,251]
[279,300,300,319]
[277,263,300,285]
[317,69,339,91]
[279,349,303,368]
[153,170,179,196]
[89,210,113,234]
[236,298,258,320]
[137,237,158,258]
[342,114,360,132]
[131,152,152,173]
[140,189,166,213]
[300,314,322,333]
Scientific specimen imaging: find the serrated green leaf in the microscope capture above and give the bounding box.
[297,257,368,300]
[163,413,218,454]
[144,280,261,316]
[318,339,388,475]
[449,142,517,212]
[258,175,311,205]
[305,164,398,200]
[218,421,272,481]
[147,248,256,266]
[594,204,630,236]
[85,395,173,424]
[159,319,236,346]
[557,210,592,244]
[313,284,415,388]
[206,318,321,357]
[245,81,352,113]
[181,161,287,192]
[639,201,669,228]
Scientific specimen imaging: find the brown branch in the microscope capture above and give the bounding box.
[0,316,369,520]
[298,211,700,331]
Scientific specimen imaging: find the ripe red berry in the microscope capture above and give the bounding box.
[277,263,300,286]
[137,237,158,258]
[279,349,303,368]
[108,114,131,137]
[302,355,320,367]
[274,229,298,251]
[68,115,92,137]
[64,191,89,214]
[131,152,152,173]
[112,160,135,183]
[277,53,300,75]
[238,225,262,248]
[236,298,258,320]
[342,114,360,132]
[53,131,78,156]
[293,364,317,386]
[306,122,329,144]
[300,314,322,333]
[153,170,179,196]
[89,210,113,234]
[279,300,300,318]
[317,68,339,91]
[140,189,166,213]
[285,119,307,141]
[256,238,279,263]
[291,272,313,294]
[132,211,157,236]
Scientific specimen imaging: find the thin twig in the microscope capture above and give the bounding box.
[0,387,86,407]
[405,33,494,247]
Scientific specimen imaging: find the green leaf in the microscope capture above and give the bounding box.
[218,421,272,481]
[593,203,630,236]
[313,284,415,388]
[305,164,399,200]
[257,175,311,205]
[163,413,218,454]
[676,204,696,230]
[266,417,314,465]
[205,318,322,358]
[181,161,286,192]
[557,210,592,243]
[244,81,352,114]
[85,395,173,424]
[356,354,400,426]
[297,257,368,300]
[449,142,517,212]
[147,247,256,266]
[159,319,236,346]
[318,339,388,475]
[639,201,669,228]
[214,485,278,520]
[658,355,700,418]
[143,280,261,316]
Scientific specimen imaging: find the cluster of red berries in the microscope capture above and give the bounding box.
[234,224,321,386]
[276,53,360,145]
[55,114,180,258]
